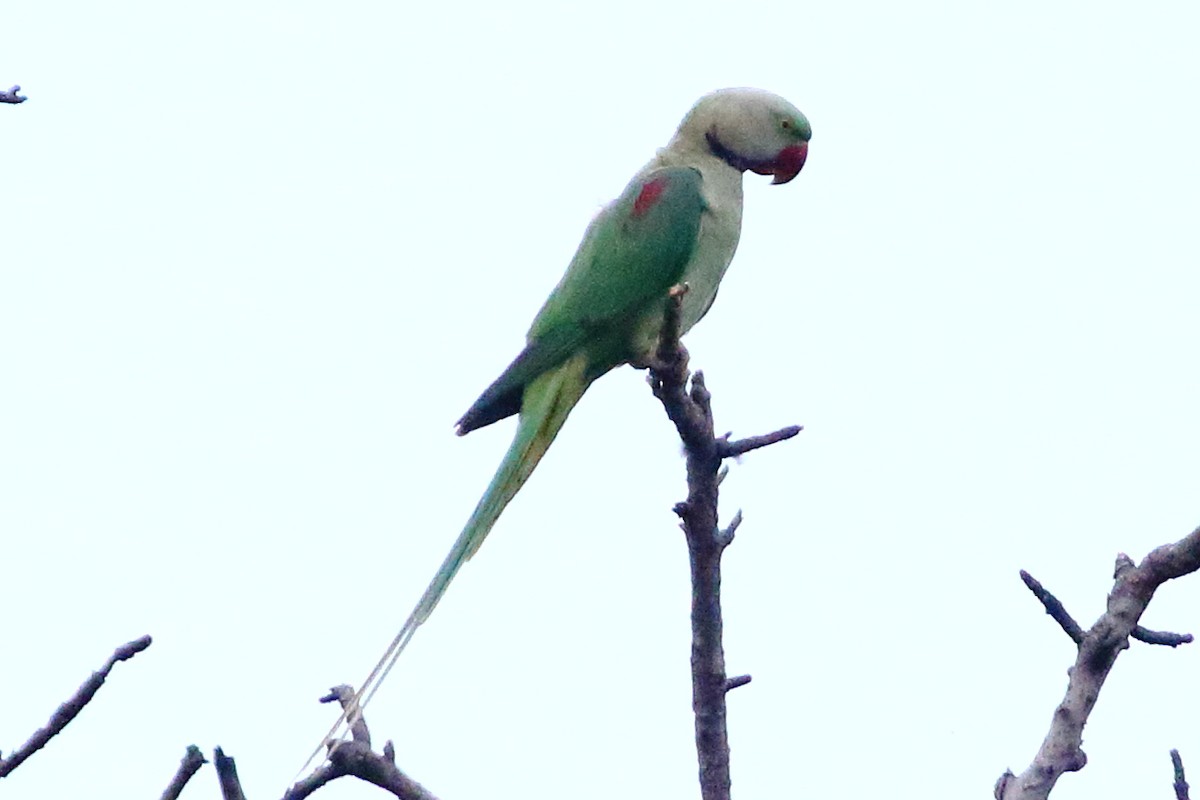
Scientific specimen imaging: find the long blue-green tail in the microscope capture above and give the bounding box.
[304,354,590,768]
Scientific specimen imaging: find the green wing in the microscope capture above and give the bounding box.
[457,166,705,433]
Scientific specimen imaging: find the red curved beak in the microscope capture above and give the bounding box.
[767,142,808,185]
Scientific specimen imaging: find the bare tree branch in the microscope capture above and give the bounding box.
[1172,749,1191,800]
[214,747,248,800]
[1020,570,1085,643]
[0,85,26,104]
[1132,626,1193,647]
[160,745,207,800]
[724,675,752,693]
[717,426,802,458]
[647,287,801,800]
[281,686,438,800]
[0,635,152,778]
[998,525,1200,800]
[1021,569,1194,648]
[284,741,440,800]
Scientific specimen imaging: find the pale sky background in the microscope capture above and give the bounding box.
[3,2,1199,799]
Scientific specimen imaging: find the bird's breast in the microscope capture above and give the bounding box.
[677,188,742,333]
[626,170,744,365]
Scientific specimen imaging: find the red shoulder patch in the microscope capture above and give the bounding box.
[632,176,669,218]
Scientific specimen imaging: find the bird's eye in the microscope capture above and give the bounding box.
[780,118,793,131]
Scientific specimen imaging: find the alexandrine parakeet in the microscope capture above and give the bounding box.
[321,87,810,749]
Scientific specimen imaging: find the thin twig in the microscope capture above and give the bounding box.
[1132,626,1193,647]
[0,85,25,104]
[717,426,803,458]
[720,509,744,546]
[159,745,207,800]
[999,526,1200,800]
[716,465,729,486]
[724,675,752,692]
[0,635,152,778]
[1020,570,1085,643]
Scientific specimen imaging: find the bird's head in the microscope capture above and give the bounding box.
[675,88,811,184]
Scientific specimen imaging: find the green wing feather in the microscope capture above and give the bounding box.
[309,165,706,766]
[458,165,705,434]
[529,166,706,335]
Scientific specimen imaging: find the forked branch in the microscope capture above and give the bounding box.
[997,526,1200,800]
[276,686,438,800]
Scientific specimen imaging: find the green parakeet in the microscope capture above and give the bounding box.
[319,87,810,752]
